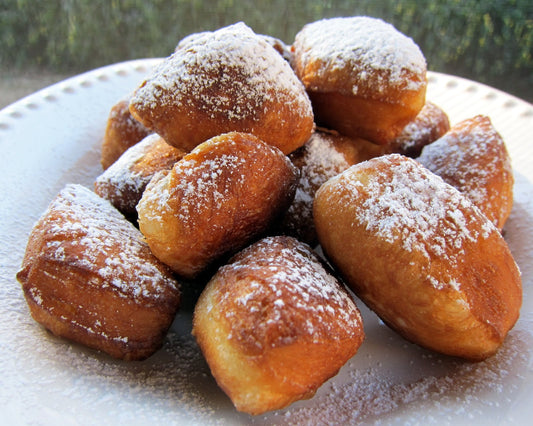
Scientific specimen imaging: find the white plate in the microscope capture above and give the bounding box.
[1,59,532,425]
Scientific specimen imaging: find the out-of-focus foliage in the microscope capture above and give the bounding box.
[1,0,531,101]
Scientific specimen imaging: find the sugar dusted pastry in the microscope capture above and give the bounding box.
[314,154,521,361]
[193,236,364,415]
[17,184,181,361]
[292,16,427,145]
[417,115,513,230]
[101,96,152,170]
[137,132,298,279]
[94,134,185,219]
[130,22,314,155]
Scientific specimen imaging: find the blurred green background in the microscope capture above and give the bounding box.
[1,0,532,106]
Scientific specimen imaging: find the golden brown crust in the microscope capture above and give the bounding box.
[94,134,185,219]
[137,132,298,279]
[100,97,152,170]
[307,88,426,145]
[192,236,364,414]
[16,184,181,360]
[130,23,313,155]
[417,115,513,230]
[292,17,427,145]
[314,154,521,361]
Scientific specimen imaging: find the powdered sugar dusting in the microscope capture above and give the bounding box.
[95,134,184,216]
[173,154,247,222]
[294,16,426,95]
[342,155,494,257]
[36,184,179,302]
[324,155,499,293]
[139,142,249,227]
[292,132,351,206]
[132,22,311,122]
[417,115,513,227]
[275,331,530,425]
[390,101,450,157]
[95,134,158,211]
[136,170,172,225]
[218,236,362,351]
[108,96,150,135]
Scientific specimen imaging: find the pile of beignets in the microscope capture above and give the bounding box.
[17,17,522,416]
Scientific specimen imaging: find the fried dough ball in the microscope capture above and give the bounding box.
[314,154,521,361]
[130,22,314,155]
[94,134,185,219]
[16,184,181,361]
[101,96,152,170]
[281,129,385,245]
[292,16,427,145]
[193,236,364,415]
[137,132,298,279]
[417,115,513,230]
[388,101,450,157]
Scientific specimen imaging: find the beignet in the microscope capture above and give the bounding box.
[17,184,181,360]
[292,16,427,145]
[130,22,314,155]
[417,115,513,230]
[193,236,364,415]
[314,154,521,361]
[137,132,298,279]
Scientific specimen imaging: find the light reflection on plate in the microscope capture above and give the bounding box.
[0,60,532,425]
